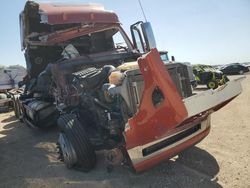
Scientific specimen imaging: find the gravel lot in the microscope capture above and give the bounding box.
[0,75,249,188]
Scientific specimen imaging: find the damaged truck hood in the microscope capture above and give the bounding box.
[37,3,119,25]
[20,1,120,49]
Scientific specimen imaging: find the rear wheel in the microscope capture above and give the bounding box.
[57,114,97,172]
[206,80,218,89]
[222,75,229,84]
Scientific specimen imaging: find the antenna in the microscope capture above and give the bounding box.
[138,0,147,22]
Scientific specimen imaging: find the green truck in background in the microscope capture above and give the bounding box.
[193,64,229,89]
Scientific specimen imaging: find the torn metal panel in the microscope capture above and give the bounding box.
[38,3,119,25]
[27,23,120,45]
[20,1,120,49]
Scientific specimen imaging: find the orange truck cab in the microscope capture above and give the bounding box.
[18,1,244,172]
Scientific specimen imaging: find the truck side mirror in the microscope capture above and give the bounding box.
[141,22,156,51]
[130,21,156,53]
[171,56,175,62]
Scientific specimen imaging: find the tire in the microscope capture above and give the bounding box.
[239,70,244,75]
[57,114,97,172]
[191,80,197,89]
[206,80,218,90]
[13,99,19,118]
[224,75,229,82]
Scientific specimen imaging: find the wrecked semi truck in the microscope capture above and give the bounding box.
[18,1,244,172]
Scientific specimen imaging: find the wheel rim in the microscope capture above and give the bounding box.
[57,133,77,168]
[208,82,216,89]
[239,70,243,74]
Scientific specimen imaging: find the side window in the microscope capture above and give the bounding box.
[160,53,169,62]
[86,29,129,53]
[112,31,128,50]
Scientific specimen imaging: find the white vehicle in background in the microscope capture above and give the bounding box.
[159,51,197,88]
[0,65,26,112]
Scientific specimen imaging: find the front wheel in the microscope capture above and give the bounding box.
[206,80,218,90]
[57,114,97,172]
[239,70,244,75]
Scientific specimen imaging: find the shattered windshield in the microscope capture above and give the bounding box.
[28,27,131,55]
[60,28,130,56]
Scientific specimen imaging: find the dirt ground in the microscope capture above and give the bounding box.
[0,75,249,188]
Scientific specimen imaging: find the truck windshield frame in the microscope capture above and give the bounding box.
[25,24,134,52]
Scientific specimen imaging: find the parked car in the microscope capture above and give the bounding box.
[220,64,249,75]
[241,62,250,69]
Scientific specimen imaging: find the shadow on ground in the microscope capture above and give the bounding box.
[1,114,17,123]
[0,113,221,188]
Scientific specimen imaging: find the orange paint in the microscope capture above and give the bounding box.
[133,127,210,172]
[125,49,188,149]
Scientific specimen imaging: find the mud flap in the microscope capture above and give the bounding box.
[124,49,188,171]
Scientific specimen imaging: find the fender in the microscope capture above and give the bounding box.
[125,49,188,150]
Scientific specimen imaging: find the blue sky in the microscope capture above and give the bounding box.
[0,0,249,66]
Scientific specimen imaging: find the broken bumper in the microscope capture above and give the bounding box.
[124,49,244,172]
[127,115,211,172]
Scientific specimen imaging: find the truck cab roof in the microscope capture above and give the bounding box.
[20,1,120,49]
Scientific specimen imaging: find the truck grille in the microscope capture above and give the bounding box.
[126,63,192,114]
[142,124,201,157]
